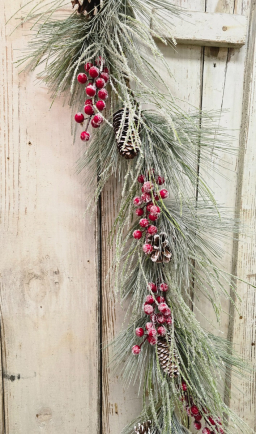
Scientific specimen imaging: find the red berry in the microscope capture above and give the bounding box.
[133,230,142,240]
[96,100,106,111]
[154,194,160,201]
[84,62,93,71]
[147,335,157,345]
[156,296,165,303]
[194,422,201,431]
[139,218,149,228]
[137,175,145,183]
[144,304,154,315]
[91,119,100,128]
[103,66,109,73]
[145,295,154,304]
[202,428,211,434]
[84,104,95,115]
[158,302,168,313]
[143,181,154,193]
[135,327,144,337]
[165,316,172,325]
[136,208,144,217]
[157,315,166,324]
[133,196,142,207]
[149,214,158,221]
[95,78,105,89]
[89,66,99,78]
[145,322,153,330]
[95,56,104,66]
[143,244,153,254]
[147,282,157,293]
[77,73,88,84]
[147,327,157,337]
[157,326,166,336]
[80,131,90,141]
[156,176,165,185]
[98,88,108,100]
[85,98,93,105]
[146,203,153,212]
[159,283,168,292]
[93,113,103,125]
[74,112,84,123]
[208,417,216,426]
[182,382,187,391]
[150,205,160,215]
[141,193,152,203]
[147,225,158,235]
[160,189,168,199]
[132,345,141,355]
[195,414,202,421]
[86,84,96,97]
[191,405,199,416]
[100,72,109,83]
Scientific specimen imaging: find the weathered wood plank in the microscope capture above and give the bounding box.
[153,11,247,47]
[0,2,99,433]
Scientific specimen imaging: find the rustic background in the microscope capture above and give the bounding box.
[0,0,256,433]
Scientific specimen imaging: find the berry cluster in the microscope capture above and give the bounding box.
[74,56,109,142]
[132,281,171,355]
[180,382,224,433]
[132,172,168,253]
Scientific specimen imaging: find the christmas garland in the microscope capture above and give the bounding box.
[16,1,253,433]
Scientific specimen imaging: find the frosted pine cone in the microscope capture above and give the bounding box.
[134,420,151,433]
[157,333,180,378]
[71,0,103,17]
[146,232,172,263]
[113,108,141,159]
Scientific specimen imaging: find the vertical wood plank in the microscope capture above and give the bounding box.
[0,2,99,433]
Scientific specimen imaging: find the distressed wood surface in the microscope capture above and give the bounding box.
[0,2,99,433]
[154,11,247,47]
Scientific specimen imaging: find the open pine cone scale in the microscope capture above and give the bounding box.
[134,420,151,433]
[71,0,102,17]
[146,232,172,263]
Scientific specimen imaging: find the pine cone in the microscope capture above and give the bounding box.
[157,333,180,378]
[146,232,172,263]
[134,420,151,433]
[71,0,102,17]
[113,108,140,159]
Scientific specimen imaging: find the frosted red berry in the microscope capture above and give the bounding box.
[95,78,105,89]
[138,174,145,183]
[145,295,154,304]
[141,193,152,203]
[157,326,166,336]
[85,98,93,105]
[157,315,166,324]
[89,66,99,78]
[86,84,96,97]
[143,181,154,193]
[144,304,154,315]
[100,72,109,83]
[91,119,100,128]
[143,244,153,254]
[156,296,165,303]
[98,88,108,100]
[149,214,158,221]
[77,73,88,84]
[165,316,172,325]
[80,131,90,141]
[147,225,158,235]
[96,100,106,111]
[139,218,149,228]
[136,208,144,217]
[195,414,202,421]
[147,335,157,345]
[84,62,93,71]
[74,112,84,123]
[160,189,168,199]
[194,422,202,431]
[133,196,142,207]
[158,303,168,313]
[150,205,160,215]
[135,327,144,337]
[132,345,141,355]
[145,322,153,330]
[208,417,216,426]
[191,405,199,416]
[84,104,95,116]
[133,230,142,240]
[159,283,168,292]
[103,66,109,73]
[148,282,157,293]
[202,428,211,434]
[154,194,160,201]
[148,327,157,337]
[156,176,165,185]
[93,113,103,125]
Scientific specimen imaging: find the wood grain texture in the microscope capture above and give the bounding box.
[154,11,247,47]
[0,2,99,433]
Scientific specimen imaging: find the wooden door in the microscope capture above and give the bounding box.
[0,0,256,433]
